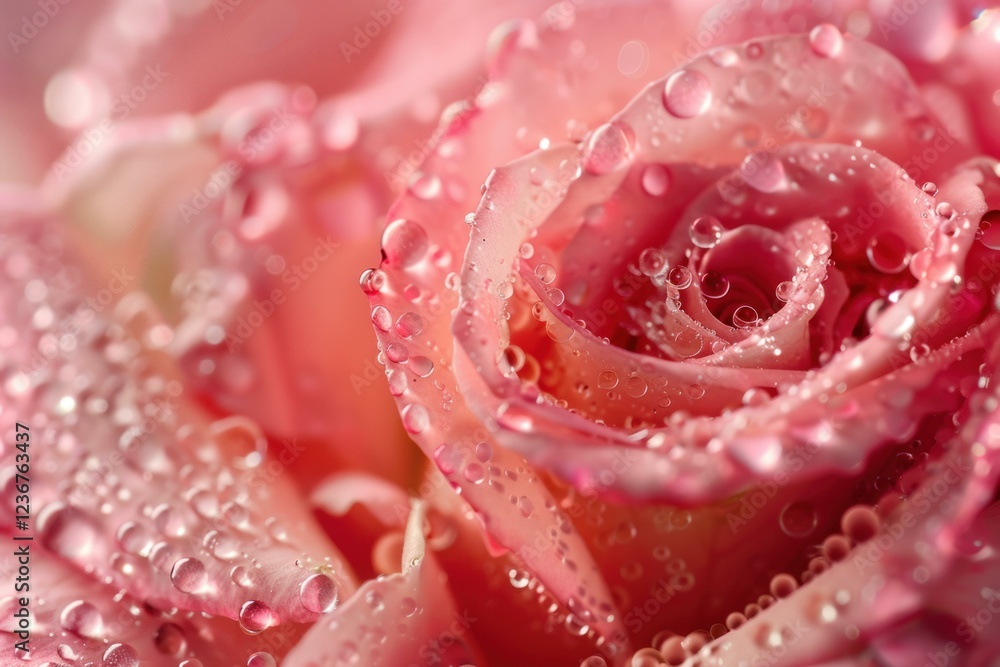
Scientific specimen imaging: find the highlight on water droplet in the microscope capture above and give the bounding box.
[300,573,339,613]
[809,24,844,58]
[381,219,429,268]
[663,69,712,118]
[239,600,277,635]
[583,122,633,175]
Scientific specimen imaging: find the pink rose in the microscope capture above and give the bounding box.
[367,2,1000,665]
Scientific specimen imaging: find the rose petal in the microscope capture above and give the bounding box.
[0,203,356,628]
[284,500,486,667]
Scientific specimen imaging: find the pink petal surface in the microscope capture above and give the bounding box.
[284,501,486,667]
[0,199,356,639]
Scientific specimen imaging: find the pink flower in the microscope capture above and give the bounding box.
[366,2,1000,665]
[3,1,1000,666]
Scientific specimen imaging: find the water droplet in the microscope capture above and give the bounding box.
[732,305,759,328]
[583,122,632,175]
[979,211,1000,250]
[775,281,795,302]
[231,565,253,588]
[770,573,798,598]
[409,172,442,200]
[247,653,277,667]
[401,403,430,434]
[641,164,671,196]
[535,263,557,284]
[116,521,153,557]
[866,232,911,274]
[170,557,208,594]
[360,269,385,294]
[638,248,668,276]
[409,355,434,377]
[154,622,187,656]
[385,342,409,363]
[809,24,844,57]
[779,502,818,538]
[239,600,276,635]
[39,503,100,564]
[690,216,724,248]
[382,219,429,268]
[103,643,139,667]
[597,370,619,389]
[394,312,424,337]
[370,306,392,332]
[663,69,712,118]
[517,495,534,517]
[667,266,693,289]
[700,272,730,299]
[674,329,704,357]
[841,505,880,543]
[740,152,788,193]
[742,387,770,406]
[300,573,339,613]
[624,375,648,398]
[464,463,486,484]
[60,600,103,638]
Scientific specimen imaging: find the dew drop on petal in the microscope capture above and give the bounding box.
[779,502,818,538]
[409,172,442,200]
[535,263,557,284]
[370,306,392,332]
[624,375,648,398]
[154,623,187,657]
[732,305,759,328]
[866,232,911,274]
[667,266,693,290]
[382,219,429,268]
[394,312,424,337]
[103,643,139,667]
[597,370,619,389]
[239,600,276,635]
[583,122,632,175]
[641,164,671,196]
[247,653,277,667]
[360,269,386,295]
[60,600,104,638]
[663,69,712,118]
[809,24,844,58]
[775,281,795,302]
[740,153,788,193]
[170,557,208,594]
[979,211,1000,250]
[700,272,730,299]
[401,403,430,434]
[770,573,798,598]
[638,248,668,276]
[299,573,339,613]
[841,505,880,543]
[690,216,724,249]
